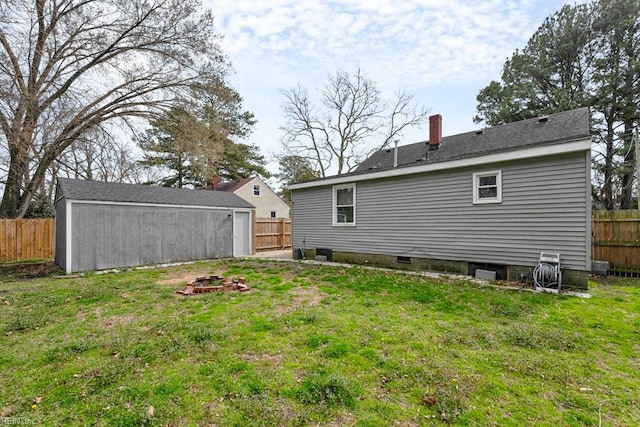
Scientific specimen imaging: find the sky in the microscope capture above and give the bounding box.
[203,0,585,180]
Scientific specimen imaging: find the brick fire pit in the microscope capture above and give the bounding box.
[176,275,249,295]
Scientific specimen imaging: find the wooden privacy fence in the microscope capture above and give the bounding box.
[254,218,291,251]
[592,210,640,274]
[3,213,632,270]
[0,219,55,262]
[0,217,291,262]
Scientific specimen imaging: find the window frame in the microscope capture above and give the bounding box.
[270,210,277,218]
[253,184,261,197]
[332,183,356,227]
[472,170,502,204]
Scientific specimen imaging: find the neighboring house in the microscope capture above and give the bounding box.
[289,108,592,289]
[55,178,255,273]
[216,176,290,218]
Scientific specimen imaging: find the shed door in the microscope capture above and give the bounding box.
[233,211,251,256]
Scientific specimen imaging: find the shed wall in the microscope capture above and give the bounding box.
[70,203,233,272]
[292,152,590,271]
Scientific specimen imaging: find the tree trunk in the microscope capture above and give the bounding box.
[620,119,635,209]
[0,145,27,218]
[603,118,615,210]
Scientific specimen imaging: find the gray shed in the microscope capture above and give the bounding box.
[290,108,592,289]
[55,178,255,273]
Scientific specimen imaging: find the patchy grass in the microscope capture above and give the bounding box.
[0,259,638,425]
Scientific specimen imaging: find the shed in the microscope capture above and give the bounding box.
[289,108,592,289]
[54,178,255,273]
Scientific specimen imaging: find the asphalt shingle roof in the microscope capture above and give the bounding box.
[215,176,254,192]
[356,107,591,173]
[56,178,255,209]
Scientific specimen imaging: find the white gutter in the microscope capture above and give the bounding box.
[290,138,592,190]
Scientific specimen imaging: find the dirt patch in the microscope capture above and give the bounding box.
[273,285,323,315]
[156,270,223,286]
[0,261,61,282]
[238,352,283,367]
[88,307,136,329]
[291,285,323,307]
[101,314,135,328]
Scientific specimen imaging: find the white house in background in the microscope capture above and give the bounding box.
[216,176,290,219]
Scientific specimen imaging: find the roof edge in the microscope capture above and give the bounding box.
[290,137,591,190]
[63,198,256,210]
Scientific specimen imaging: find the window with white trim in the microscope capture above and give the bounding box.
[333,183,356,226]
[253,185,261,196]
[270,210,276,218]
[473,170,502,204]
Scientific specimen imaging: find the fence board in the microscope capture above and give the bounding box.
[0,219,55,262]
[592,210,640,274]
[254,218,291,251]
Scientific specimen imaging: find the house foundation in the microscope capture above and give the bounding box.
[295,249,588,290]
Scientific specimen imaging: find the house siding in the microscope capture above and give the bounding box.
[70,203,233,272]
[234,177,290,218]
[292,151,590,272]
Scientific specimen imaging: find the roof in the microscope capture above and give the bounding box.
[215,176,254,192]
[290,107,592,190]
[356,107,591,172]
[56,178,255,209]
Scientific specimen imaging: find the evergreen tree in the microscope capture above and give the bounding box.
[138,77,268,187]
[275,155,320,201]
[138,105,211,188]
[475,1,640,209]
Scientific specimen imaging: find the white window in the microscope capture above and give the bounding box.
[333,183,356,226]
[270,210,276,218]
[473,170,502,204]
[253,185,261,196]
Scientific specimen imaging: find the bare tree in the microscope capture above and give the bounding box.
[0,0,224,217]
[280,69,428,177]
[55,125,142,185]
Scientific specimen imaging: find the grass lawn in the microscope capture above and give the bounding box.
[0,259,638,426]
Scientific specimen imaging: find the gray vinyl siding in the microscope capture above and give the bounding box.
[70,203,233,272]
[54,200,66,269]
[292,152,590,271]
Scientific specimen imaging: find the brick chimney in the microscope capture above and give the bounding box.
[212,175,219,190]
[429,114,442,150]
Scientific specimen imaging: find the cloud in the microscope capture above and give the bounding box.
[209,0,569,87]
[203,0,582,170]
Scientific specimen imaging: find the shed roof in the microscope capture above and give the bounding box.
[56,178,255,209]
[356,107,591,172]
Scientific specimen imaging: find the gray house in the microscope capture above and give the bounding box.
[289,107,592,289]
[55,178,255,273]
